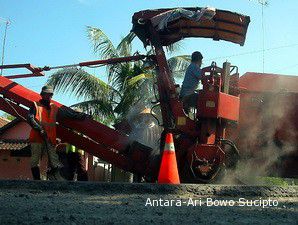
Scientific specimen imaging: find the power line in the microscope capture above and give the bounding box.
[205,43,298,61]
[273,63,298,74]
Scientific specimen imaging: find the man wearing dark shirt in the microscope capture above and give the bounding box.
[27,85,89,180]
[179,51,203,113]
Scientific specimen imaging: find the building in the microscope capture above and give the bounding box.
[0,116,111,181]
[0,117,39,179]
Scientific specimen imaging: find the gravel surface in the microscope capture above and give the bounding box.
[0,180,297,225]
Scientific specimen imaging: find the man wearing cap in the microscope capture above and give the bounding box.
[27,85,89,180]
[179,51,203,113]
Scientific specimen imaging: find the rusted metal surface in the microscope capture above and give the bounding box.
[0,75,130,151]
[0,63,44,79]
[0,55,152,79]
[0,83,139,173]
[132,7,250,47]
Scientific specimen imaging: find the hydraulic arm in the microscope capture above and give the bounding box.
[0,55,158,179]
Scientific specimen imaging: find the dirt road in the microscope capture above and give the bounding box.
[0,180,297,225]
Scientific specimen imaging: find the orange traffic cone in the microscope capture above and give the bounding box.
[158,133,180,184]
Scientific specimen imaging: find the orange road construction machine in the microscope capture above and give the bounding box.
[0,7,297,182]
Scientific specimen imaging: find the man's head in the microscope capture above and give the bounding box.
[191,51,203,67]
[40,85,53,102]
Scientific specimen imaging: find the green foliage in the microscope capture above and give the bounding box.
[116,32,136,57]
[87,26,118,59]
[168,55,191,78]
[257,176,290,186]
[47,27,190,125]
[2,113,15,121]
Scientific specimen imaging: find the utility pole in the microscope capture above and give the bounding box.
[249,0,268,73]
[253,1,268,73]
[0,18,10,75]
[259,1,268,73]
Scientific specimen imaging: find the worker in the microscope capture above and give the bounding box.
[56,142,88,181]
[27,85,89,180]
[179,51,203,113]
[65,144,88,181]
[126,108,162,182]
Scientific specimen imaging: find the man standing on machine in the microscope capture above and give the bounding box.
[179,51,203,113]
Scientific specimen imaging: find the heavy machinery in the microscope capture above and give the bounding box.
[0,7,296,182]
[231,72,298,178]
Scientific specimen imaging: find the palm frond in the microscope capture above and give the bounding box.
[116,32,136,57]
[71,99,115,120]
[113,87,140,117]
[110,63,144,91]
[168,55,191,78]
[165,41,183,54]
[86,26,118,59]
[146,48,155,56]
[109,63,131,91]
[49,25,186,125]
[47,67,114,100]
[127,73,153,86]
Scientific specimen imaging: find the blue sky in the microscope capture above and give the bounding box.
[1,0,298,110]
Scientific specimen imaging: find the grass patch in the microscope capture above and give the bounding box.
[257,176,298,186]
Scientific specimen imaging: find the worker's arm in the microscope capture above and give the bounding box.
[58,106,91,120]
[27,104,44,132]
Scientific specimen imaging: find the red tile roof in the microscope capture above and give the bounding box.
[0,139,29,151]
[0,117,10,127]
[240,72,298,93]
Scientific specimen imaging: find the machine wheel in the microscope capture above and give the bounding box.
[221,139,240,169]
[180,160,226,184]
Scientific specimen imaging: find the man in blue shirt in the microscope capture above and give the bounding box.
[179,51,203,113]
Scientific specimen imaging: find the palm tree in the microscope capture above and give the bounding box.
[47,27,191,182]
[47,26,190,125]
